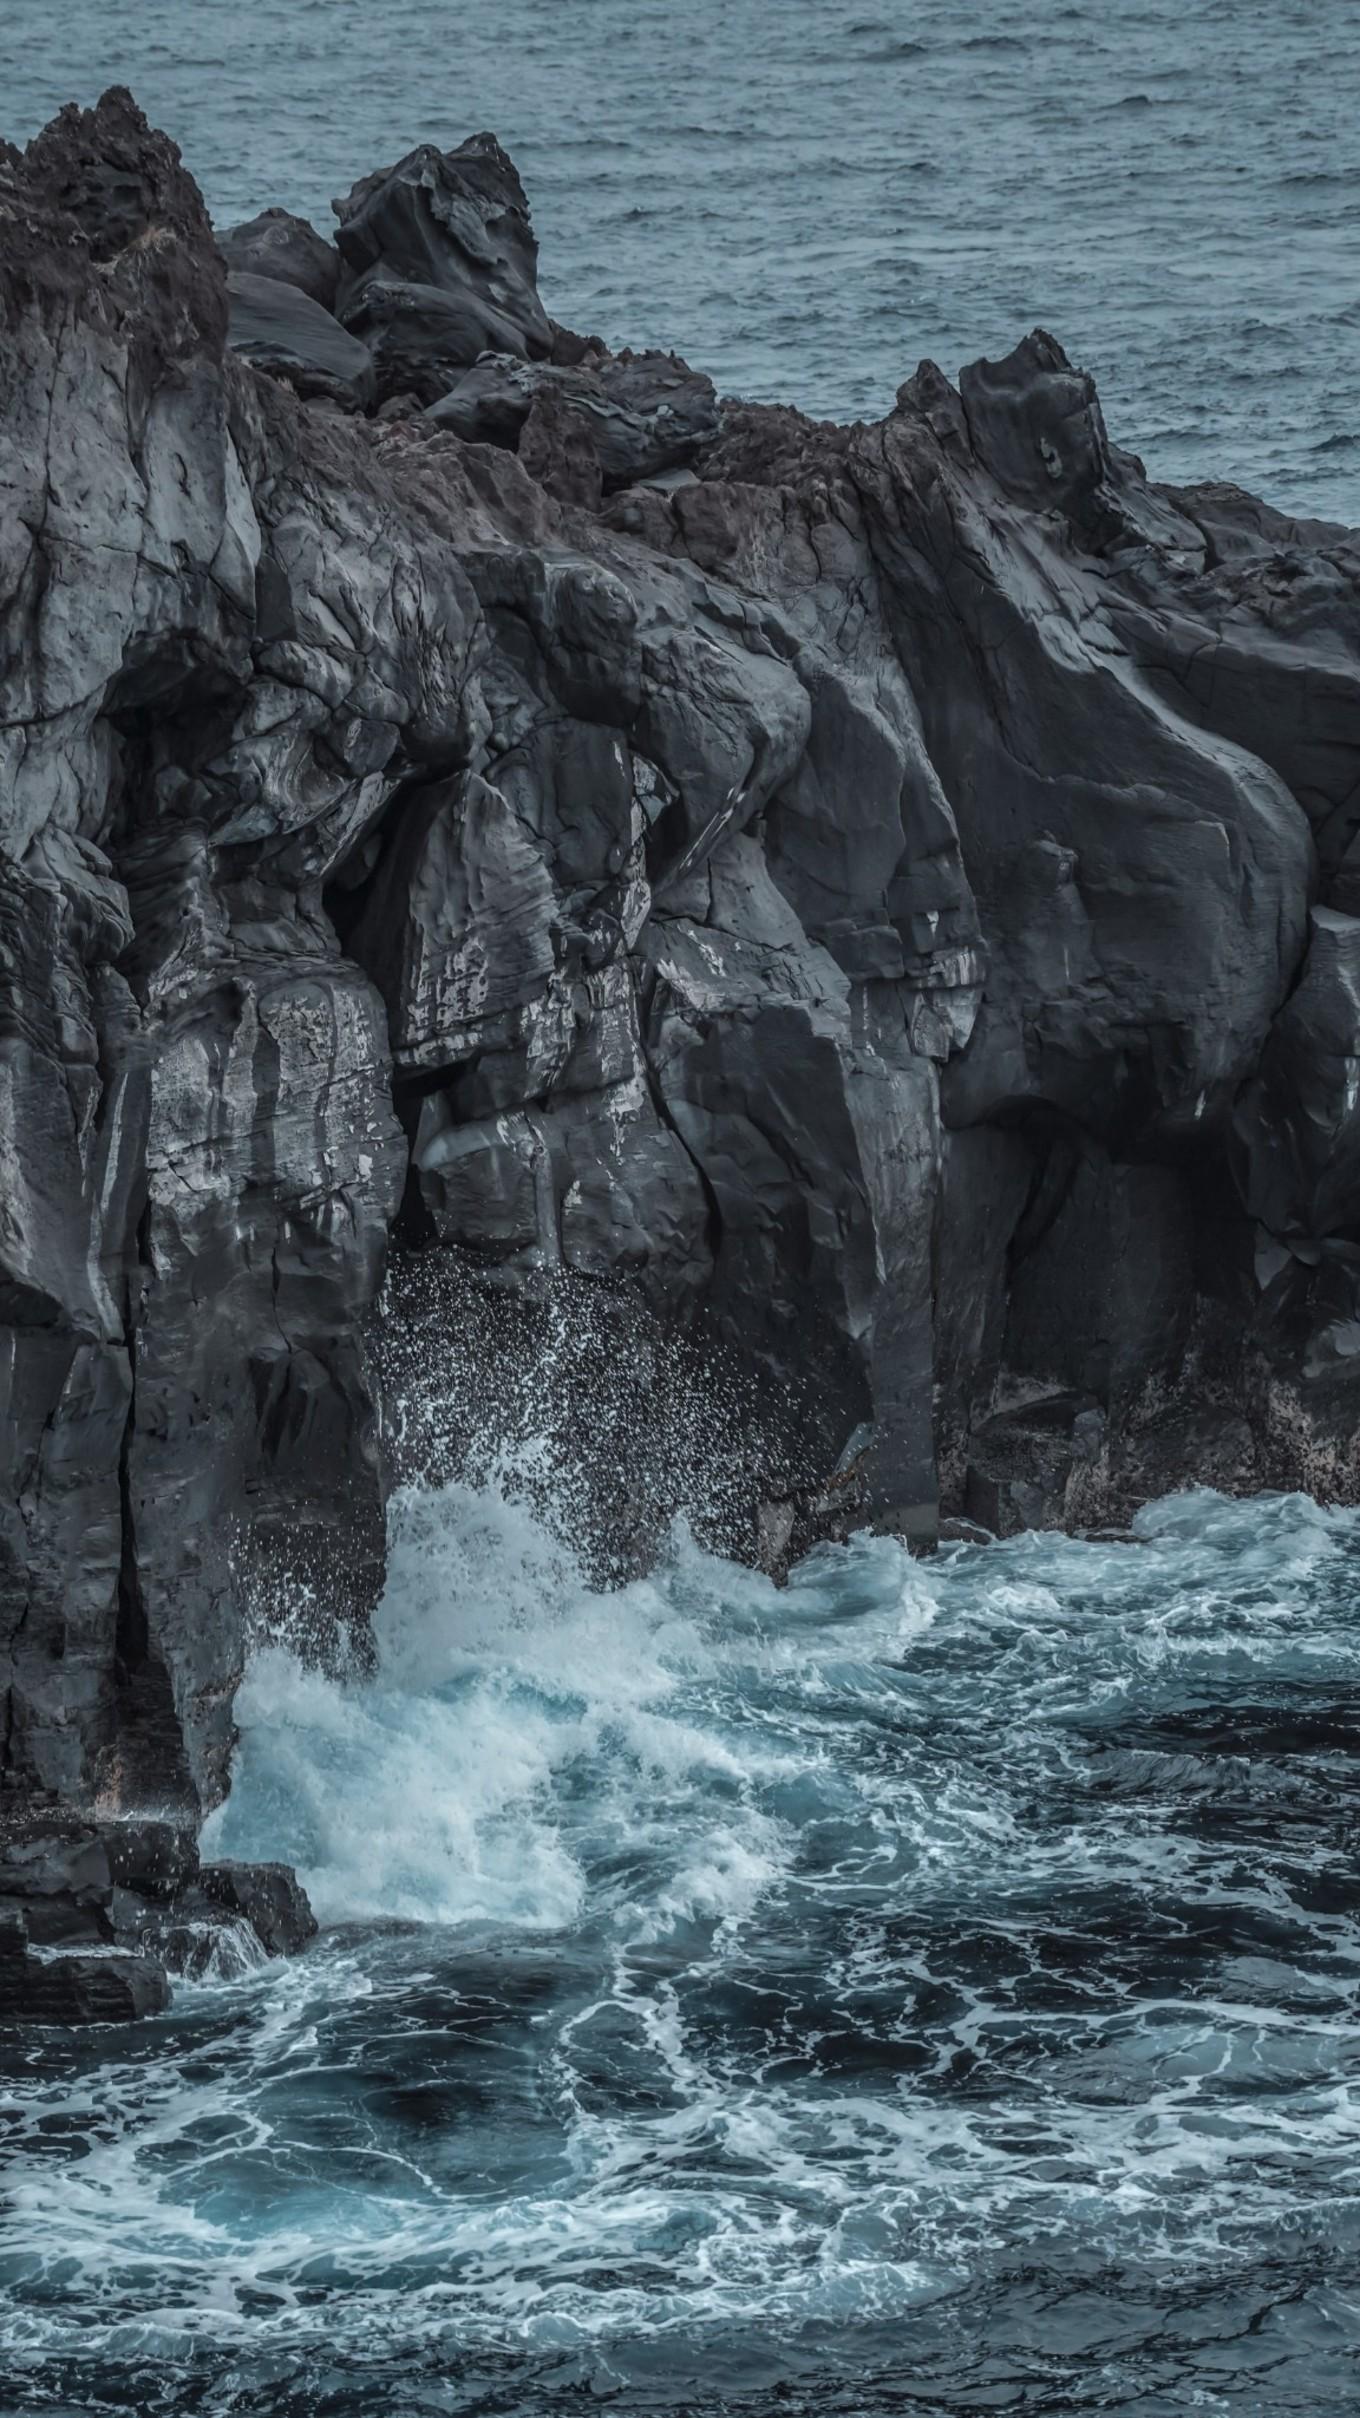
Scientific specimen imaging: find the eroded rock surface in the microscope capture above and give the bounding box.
[333,133,553,402]
[3,90,1360,1922]
[425,348,720,497]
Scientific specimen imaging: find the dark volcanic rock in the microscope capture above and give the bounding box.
[1003,1146,1195,1414]
[5,90,1360,1956]
[426,348,720,492]
[31,1944,172,2023]
[333,134,552,401]
[0,1913,172,2024]
[1234,906,1360,1239]
[114,1894,265,1981]
[0,87,409,1814]
[0,1813,310,2003]
[227,269,375,410]
[201,1861,318,1956]
[217,205,340,308]
[0,1818,112,1943]
[964,1393,1109,1537]
[338,276,522,406]
[104,1817,200,1900]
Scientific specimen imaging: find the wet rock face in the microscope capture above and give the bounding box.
[0,1814,316,2020]
[3,87,1360,1889]
[0,1916,173,2025]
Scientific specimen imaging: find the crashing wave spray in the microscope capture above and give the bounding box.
[208,1251,815,1923]
[370,1249,813,1576]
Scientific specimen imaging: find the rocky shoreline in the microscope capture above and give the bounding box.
[2,90,1359,2015]
[0,1809,314,2023]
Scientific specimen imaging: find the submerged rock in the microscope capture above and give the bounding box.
[4,86,1360,1957]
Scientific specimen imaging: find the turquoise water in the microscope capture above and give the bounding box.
[4,1477,1360,2413]
[2,0,1359,517]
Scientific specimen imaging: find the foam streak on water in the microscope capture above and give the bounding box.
[4,1480,1360,2412]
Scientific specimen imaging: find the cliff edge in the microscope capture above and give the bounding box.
[4,92,1360,1888]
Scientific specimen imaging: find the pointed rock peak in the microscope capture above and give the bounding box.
[9,86,225,351]
[446,129,536,218]
[22,85,214,266]
[893,359,970,448]
[332,131,550,348]
[958,327,1113,514]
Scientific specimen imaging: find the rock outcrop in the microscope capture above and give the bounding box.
[3,90,1360,1984]
[425,348,720,496]
[332,134,553,403]
[0,1808,314,2021]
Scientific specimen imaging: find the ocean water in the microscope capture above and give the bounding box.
[4,1472,1360,2414]
[2,0,1359,519]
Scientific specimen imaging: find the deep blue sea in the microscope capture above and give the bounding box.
[2,0,1359,519]
[3,7,1360,2412]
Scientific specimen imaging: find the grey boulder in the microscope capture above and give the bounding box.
[217,204,340,308]
[0,1914,172,2025]
[227,268,375,410]
[426,347,720,494]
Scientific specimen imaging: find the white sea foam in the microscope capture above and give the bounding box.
[11,1483,1360,2401]
[206,1466,800,1931]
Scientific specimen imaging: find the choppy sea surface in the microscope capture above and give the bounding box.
[2,0,1359,519]
[4,1477,1360,2415]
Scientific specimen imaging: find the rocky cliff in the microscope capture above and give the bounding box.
[4,90,1360,1865]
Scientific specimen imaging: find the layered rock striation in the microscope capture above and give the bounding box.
[3,92,1360,1968]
